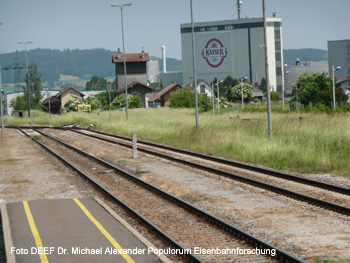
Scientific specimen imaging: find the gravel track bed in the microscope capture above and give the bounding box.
[46,129,350,261]
[38,132,273,263]
[76,129,350,208]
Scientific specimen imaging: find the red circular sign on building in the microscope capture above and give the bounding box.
[202,38,227,68]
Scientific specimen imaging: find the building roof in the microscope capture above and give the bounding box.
[115,82,155,94]
[148,83,182,103]
[184,79,211,88]
[43,96,61,105]
[252,84,264,97]
[112,48,150,63]
[55,87,85,98]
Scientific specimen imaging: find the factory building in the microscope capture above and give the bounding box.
[328,39,350,81]
[181,17,284,93]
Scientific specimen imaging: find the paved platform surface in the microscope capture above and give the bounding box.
[2,198,166,263]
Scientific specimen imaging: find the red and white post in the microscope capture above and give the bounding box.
[132,134,137,159]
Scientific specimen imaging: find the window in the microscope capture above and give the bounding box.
[274,29,280,38]
[200,85,206,94]
[275,52,281,61]
[206,26,218,31]
[276,67,282,76]
[225,25,234,30]
[275,41,281,51]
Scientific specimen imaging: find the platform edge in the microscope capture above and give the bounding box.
[94,197,172,263]
[1,203,15,263]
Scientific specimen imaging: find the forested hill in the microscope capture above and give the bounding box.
[0,48,327,87]
[283,48,328,66]
[0,48,182,87]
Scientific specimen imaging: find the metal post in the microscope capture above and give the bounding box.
[332,65,336,111]
[296,90,299,111]
[263,0,272,139]
[120,6,129,120]
[0,93,4,139]
[217,79,220,116]
[211,83,215,115]
[25,43,31,117]
[0,59,4,139]
[282,70,285,111]
[241,77,244,110]
[190,0,199,128]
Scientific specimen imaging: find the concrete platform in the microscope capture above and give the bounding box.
[1,197,170,263]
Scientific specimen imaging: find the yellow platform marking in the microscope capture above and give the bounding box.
[23,201,49,263]
[73,198,135,263]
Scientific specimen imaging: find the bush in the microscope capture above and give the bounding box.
[111,94,142,109]
[169,87,215,111]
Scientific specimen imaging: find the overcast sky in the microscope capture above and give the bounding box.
[1,0,349,59]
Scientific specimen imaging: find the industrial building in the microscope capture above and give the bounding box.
[180,17,284,93]
[284,62,328,96]
[328,39,350,81]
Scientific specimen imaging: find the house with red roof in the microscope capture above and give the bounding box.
[148,83,182,107]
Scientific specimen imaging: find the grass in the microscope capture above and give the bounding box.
[311,258,350,263]
[5,107,350,177]
[11,179,32,184]
[4,159,21,162]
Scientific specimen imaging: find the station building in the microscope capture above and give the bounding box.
[180,17,284,93]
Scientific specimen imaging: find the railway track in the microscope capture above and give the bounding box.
[62,127,350,217]
[18,127,304,263]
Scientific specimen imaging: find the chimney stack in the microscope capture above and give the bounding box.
[141,46,145,59]
[161,46,167,73]
[117,48,121,60]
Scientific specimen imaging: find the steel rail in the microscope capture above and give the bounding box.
[71,127,350,196]
[66,128,350,216]
[26,127,305,263]
[17,128,205,263]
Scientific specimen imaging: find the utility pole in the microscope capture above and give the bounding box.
[190,0,199,128]
[1,61,4,139]
[263,0,272,139]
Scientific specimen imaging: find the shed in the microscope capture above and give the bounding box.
[148,83,182,107]
[114,82,155,108]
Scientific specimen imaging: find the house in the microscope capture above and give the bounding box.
[148,83,182,107]
[252,82,264,101]
[185,79,213,97]
[114,82,155,108]
[43,86,84,113]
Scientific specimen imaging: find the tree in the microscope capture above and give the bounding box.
[96,91,116,107]
[227,86,235,102]
[292,72,348,106]
[11,63,43,111]
[232,83,253,102]
[85,75,109,91]
[111,94,142,109]
[223,75,239,89]
[27,62,43,108]
[259,78,267,93]
[169,87,213,111]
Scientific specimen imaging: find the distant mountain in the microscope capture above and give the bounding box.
[0,48,327,88]
[0,48,182,88]
[283,48,328,66]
